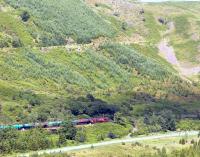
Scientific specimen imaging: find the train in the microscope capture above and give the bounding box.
[0,117,110,130]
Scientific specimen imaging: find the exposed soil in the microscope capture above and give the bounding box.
[158,40,200,76]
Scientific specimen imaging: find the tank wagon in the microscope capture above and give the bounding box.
[0,117,109,130]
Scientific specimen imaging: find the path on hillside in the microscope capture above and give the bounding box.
[17,131,199,157]
[159,40,200,77]
[158,20,200,77]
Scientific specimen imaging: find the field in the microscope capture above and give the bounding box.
[38,134,200,157]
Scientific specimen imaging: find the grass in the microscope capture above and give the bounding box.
[80,122,132,142]
[173,15,190,38]
[0,43,199,123]
[5,0,116,45]
[0,0,200,136]
[38,134,200,157]
[143,12,166,44]
[177,119,200,130]
[0,12,34,46]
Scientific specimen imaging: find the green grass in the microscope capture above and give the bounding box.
[0,12,34,46]
[177,119,200,131]
[5,0,115,45]
[80,122,132,142]
[144,12,166,44]
[38,134,200,157]
[0,0,200,132]
[174,15,190,38]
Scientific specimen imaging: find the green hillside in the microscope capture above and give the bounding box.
[5,0,115,46]
[0,0,199,126]
[1,0,200,155]
[0,43,199,124]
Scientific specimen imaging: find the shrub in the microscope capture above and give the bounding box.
[179,138,186,145]
[97,134,105,141]
[20,11,30,22]
[12,36,22,47]
[107,132,117,139]
[122,22,128,31]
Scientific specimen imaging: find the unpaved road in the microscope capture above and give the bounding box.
[158,40,200,76]
[17,131,199,157]
[158,21,200,77]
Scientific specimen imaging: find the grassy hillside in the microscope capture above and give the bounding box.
[4,0,115,46]
[0,43,199,123]
[143,2,200,64]
[0,0,199,125]
[1,0,200,155]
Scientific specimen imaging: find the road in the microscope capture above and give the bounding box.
[17,131,199,157]
[139,0,200,2]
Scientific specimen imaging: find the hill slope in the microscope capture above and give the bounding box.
[0,0,200,127]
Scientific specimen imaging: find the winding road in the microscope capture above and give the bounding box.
[17,131,199,157]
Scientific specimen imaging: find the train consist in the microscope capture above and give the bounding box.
[0,117,109,130]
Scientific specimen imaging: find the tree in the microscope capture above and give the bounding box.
[158,110,176,131]
[21,129,51,151]
[114,112,127,126]
[0,128,19,154]
[75,131,86,143]
[58,121,77,145]
[86,94,95,102]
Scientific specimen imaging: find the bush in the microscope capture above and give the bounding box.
[179,138,186,145]
[107,132,117,139]
[191,139,195,144]
[12,36,22,47]
[0,128,52,154]
[75,131,86,143]
[58,121,77,145]
[21,11,30,22]
[122,22,128,31]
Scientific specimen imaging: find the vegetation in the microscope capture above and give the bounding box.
[177,120,200,130]
[5,0,115,46]
[0,0,200,155]
[37,136,200,157]
[0,128,53,154]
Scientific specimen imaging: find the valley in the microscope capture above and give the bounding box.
[0,0,200,156]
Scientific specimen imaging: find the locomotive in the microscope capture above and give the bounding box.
[0,117,109,130]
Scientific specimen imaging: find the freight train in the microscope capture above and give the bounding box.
[0,117,110,130]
